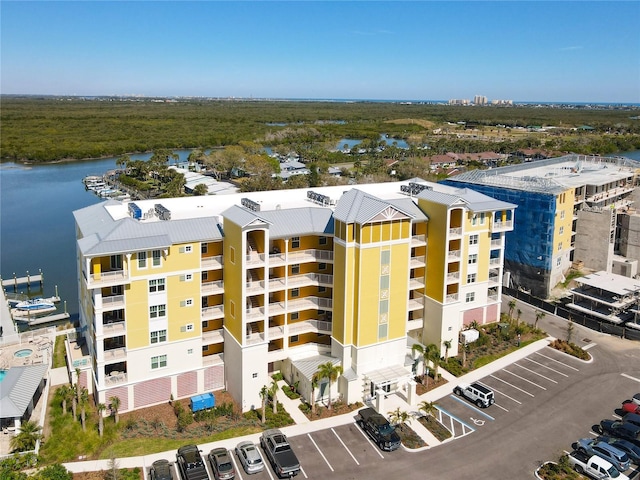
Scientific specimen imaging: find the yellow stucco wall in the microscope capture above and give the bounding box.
[421,200,448,302]
[553,188,574,255]
[223,221,245,343]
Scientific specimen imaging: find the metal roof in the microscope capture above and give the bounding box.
[418,186,516,212]
[334,189,415,225]
[291,355,341,381]
[259,208,334,237]
[0,364,48,419]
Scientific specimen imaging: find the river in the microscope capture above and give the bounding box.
[1,149,639,325]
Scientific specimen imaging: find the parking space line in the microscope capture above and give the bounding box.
[331,428,360,465]
[355,423,385,458]
[477,381,522,405]
[450,395,495,420]
[230,454,244,480]
[523,357,569,377]
[582,342,598,351]
[490,374,535,397]
[622,373,640,383]
[493,402,509,412]
[307,433,334,472]
[263,458,276,480]
[435,405,475,436]
[536,351,580,371]
[513,362,558,383]
[299,466,309,479]
[503,369,547,390]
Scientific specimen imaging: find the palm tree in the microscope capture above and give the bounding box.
[269,379,279,414]
[97,403,106,437]
[442,340,452,361]
[411,343,439,387]
[535,310,546,329]
[79,387,89,431]
[508,299,516,320]
[70,384,78,421]
[418,400,437,419]
[310,373,319,415]
[516,308,522,325]
[109,395,121,424]
[10,420,42,452]
[388,407,410,426]
[259,386,268,424]
[315,361,343,410]
[58,385,70,414]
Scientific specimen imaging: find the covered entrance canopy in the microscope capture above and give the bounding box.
[365,365,412,397]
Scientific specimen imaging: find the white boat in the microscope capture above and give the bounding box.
[15,297,55,311]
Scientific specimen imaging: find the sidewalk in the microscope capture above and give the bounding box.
[64,337,553,473]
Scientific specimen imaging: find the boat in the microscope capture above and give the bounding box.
[15,297,55,311]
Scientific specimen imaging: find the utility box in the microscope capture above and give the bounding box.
[190,393,215,412]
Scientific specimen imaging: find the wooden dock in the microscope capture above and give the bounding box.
[1,270,44,290]
[26,312,71,326]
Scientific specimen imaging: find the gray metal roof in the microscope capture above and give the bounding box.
[291,355,341,381]
[75,202,222,256]
[419,186,516,212]
[221,205,272,228]
[0,364,48,419]
[258,208,334,237]
[334,189,415,225]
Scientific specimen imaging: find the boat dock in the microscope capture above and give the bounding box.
[25,312,71,326]
[1,270,45,290]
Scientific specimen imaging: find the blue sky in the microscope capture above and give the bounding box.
[1,1,639,103]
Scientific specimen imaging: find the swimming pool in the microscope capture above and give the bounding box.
[14,348,34,358]
[0,370,6,382]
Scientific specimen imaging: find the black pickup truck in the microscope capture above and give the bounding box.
[176,444,210,480]
[260,429,300,478]
[356,407,402,451]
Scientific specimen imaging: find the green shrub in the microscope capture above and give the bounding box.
[271,372,284,381]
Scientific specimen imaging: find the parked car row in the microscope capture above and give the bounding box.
[568,393,640,480]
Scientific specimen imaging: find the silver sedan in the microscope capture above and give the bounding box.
[235,441,265,474]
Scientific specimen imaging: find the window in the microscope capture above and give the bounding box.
[559,226,564,235]
[468,254,478,264]
[557,242,562,252]
[291,264,300,275]
[381,250,391,264]
[291,312,299,320]
[291,288,300,298]
[150,304,166,319]
[149,278,165,293]
[319,236,327,245]
[469,234,479,245]
[318,286,326,293]
[180,245,192,253]
[319,263,327,271]
[467,273,476,284]
[556,257,562,267]
[138,251,147,268]
[201,271,208,282]
[291,236,300,248]
[560,210,566,219]
[466,292,475,303]
[150,329,167,344]
[186,323,194,331]
[187,348,193,355]
[378,324,388,339]
[151,355,167,369]
[290,335,299,343]
[230,246,235,264]
[152,249,162,267]
[180,273,193,282]
[180,299,193,307]
[252,373,258,379]
[380,275,390,289]
[111,255,122,269]
[201,243,208,254]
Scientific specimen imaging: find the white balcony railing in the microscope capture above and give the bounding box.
[449,227,462,237]
[202,305,224,321]
[409,277,425,289]
[201,255,223,270]
[103,347,127,362]
[88,269,128,288]
[492,220,513,231]
[445,293,459,303]
[202,280,224,295]
[490,239,502,248]
[412,234,426,246]
[410,255,426,268]
[246,331,265,345]
[102,321,126,335]
[489,257,501,266]
[408,297,424,311]
[446,272,460,283]
[202,329,224,345]
[105,371,127,385]
[203,353,224,366]
[448,250,461,261]
[101,294,125,310]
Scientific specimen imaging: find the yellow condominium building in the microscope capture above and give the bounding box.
[73,179,515,413]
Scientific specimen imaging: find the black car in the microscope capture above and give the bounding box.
[356,407,402,451]
[600,419,640,447]
[150,460,174,480]
[597,436,640,465]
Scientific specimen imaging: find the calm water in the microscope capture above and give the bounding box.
[1,149,639,323]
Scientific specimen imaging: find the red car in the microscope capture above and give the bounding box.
[623,400,640,414]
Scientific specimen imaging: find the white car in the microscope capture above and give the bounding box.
[235,441,264,474]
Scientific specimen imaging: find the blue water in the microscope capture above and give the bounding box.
[0,370,6,382]
[14,349,33,358]
[1,148,639,324]
[335,134,409,151]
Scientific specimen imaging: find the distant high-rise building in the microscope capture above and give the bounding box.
[473,95,488,105]
[448,99,470,105]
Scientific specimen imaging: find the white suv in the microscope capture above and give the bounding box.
[454,382,495,408]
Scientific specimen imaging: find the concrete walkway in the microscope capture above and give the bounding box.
[64,337,553,473]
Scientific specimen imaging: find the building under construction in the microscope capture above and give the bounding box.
[443,154,640,298]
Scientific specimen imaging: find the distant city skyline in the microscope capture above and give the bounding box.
[1,1,639,103]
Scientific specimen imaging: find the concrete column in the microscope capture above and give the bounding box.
[406,379,417,406]
[375,388,386,413]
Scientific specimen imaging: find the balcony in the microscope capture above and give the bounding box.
[102,320,126,336]
[447,249,461,261]
[491,220,513,232]
[202,280,224,295]
[202,305,224,321]
[202,329,224,345]
[288,249,334,264]
[202,255,223,270]
[409,277,425,290]
[268,273,334,292]
[408,297,424,311]
[446,272,460,283]
[87,269,128,289]
[268,320,332,340]
[488,293,499,302]
[246,305,266,320]
[488,274,500,286]
[406,318,424,331]
[411,234,426,247]
[286,296,333,313]
[246,279,266,294]
[489,257,501,266]
[203,353,224,366]
[103,347,127,362]
[246,252,267,266]
[100,294,125,311]
[410,255,426,269]
[445,293,459,303]
[246,331,265,345]
[449,227,462,238]
[105,371,127,385]
[490,239,502,248]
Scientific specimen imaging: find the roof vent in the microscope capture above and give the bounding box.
[401,182,431,196]
[241,198,261,212]
[154,204,171,220]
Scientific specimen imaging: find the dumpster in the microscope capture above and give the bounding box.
[190,393,215,412]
